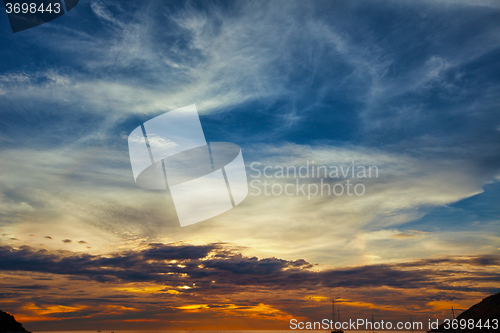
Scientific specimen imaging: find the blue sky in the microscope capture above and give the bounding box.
[0,0,499,330]
[0,0,499,264]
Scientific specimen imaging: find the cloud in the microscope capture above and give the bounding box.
[0,0,498,287]
[0,243,498,293]
[418,0,500,8]
[0,1,498,330]
[0,140,498,266]
[1,242,497,330]
[90,1,124,27]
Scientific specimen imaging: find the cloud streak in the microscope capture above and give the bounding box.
[0,243,498,292]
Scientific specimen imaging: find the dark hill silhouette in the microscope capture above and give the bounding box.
[0,310,30,333]
[432,292,500,333]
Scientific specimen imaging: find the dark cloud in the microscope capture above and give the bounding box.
[44,236,52,239]
[8,285,49,290]
[143,243,215,260]
[0,244,497,293]
[78,241,87,244]
[398,255,500,268]
[62,239,72,243]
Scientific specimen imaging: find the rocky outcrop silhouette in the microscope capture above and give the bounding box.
[0,310,30,333]
[431,292,499,333]
[455,292,500,332]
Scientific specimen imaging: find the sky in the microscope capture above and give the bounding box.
[0,0,499,331]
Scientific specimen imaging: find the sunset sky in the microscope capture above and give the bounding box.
[0,0,499,331]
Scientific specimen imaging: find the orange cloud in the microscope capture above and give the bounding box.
[176,304,210,311]
[115,285,180,294]
[427,301,467,311]
[23,303,86,315]
[336,299,404,312]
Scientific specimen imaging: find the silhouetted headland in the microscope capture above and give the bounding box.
[0,310,30,333]
[430,292,499,333]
